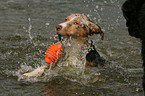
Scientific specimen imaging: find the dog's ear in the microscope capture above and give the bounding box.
[88,21,104,40]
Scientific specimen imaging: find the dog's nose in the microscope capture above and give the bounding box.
[56,25,62,31]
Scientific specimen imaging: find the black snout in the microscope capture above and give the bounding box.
[56,25,62,31]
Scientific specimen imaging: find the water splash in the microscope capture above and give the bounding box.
[6,37,106,84]
[25,17,38,46]
[26,18,33,42]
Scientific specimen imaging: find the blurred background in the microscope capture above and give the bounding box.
[0,0,143,96]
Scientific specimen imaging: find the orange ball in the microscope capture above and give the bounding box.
[45,41,63,64]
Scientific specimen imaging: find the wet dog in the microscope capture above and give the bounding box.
[55,13,104,67]
[23,13,104,77]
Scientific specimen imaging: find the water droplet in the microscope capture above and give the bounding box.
[45,23,50,26]
[96,5,99,9]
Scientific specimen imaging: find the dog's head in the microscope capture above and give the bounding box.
[56,14,104,40]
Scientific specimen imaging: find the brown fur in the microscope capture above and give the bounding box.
[56,14,104,39]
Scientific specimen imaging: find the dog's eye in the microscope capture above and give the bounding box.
[74,22,79,25]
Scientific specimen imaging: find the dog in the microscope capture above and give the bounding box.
[55,13,104,67]
[122,0,145,91]
[23,13,104,77]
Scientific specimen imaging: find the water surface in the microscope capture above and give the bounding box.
[0,0,143,96]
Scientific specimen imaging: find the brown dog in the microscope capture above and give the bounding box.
[56,13,104,67]
[56,14,104,39]
[23,14,104,77]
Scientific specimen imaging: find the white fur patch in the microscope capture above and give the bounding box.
[59,17,76,29]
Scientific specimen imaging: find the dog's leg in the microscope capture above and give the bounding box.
[23,65,47,77]
[86,41,104,67]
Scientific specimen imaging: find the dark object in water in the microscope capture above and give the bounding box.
[122,0,145,92]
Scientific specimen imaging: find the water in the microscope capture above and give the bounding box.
[0,0,143,96]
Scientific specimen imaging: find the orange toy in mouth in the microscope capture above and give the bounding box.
[45,41,63,64]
